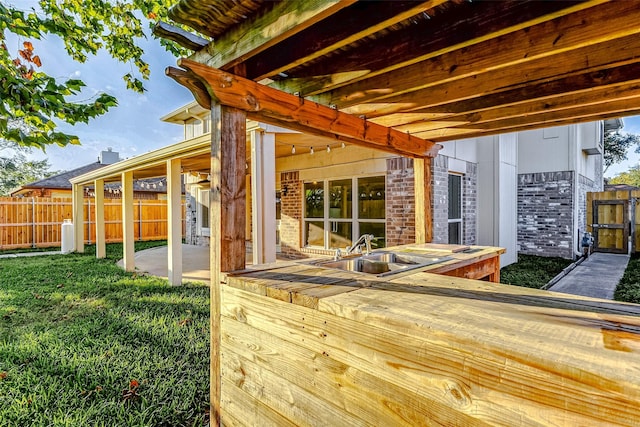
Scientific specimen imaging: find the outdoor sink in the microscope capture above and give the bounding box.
[313,251,451,277]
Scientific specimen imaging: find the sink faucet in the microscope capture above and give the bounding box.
[346,234,374,256]
[333,248,342,260]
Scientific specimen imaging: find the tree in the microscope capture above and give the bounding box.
[604,130,640,173]
[0,150,58,195]
[609,165,640,188]
[0,0,190,149]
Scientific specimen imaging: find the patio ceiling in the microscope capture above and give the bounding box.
[161,0,640,149]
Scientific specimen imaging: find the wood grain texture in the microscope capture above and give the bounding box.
[209,103,246,427]
[179,59,441,158]
[221,281,640,425]
[152,21,208,51]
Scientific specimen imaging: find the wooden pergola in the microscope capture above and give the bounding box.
[154,1,640,424]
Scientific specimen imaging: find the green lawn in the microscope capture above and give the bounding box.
[500,254,573,289]
[615,253,640,304]
[0,242,210,427]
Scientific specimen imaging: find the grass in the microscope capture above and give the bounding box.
[500,254,573,289]
[0,241,209,427]
[615,253,640,304]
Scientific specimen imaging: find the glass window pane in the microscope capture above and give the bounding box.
[448,221,461,245]
[305,221,325,247]
[329,179,352,219]
[359,222,386,249]
[199,189,209,228]
[329,221,352,249]
[358,176,385,219]
[304,182,324,218]
[448,174,461,220]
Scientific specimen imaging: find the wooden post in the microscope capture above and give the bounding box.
[414,157,433,243]
[121,172,135,271]
[210,103,247,426]
[250,129,277,264]
[72,183,85,253]
[167,158,183,285]
[94,179,106,259]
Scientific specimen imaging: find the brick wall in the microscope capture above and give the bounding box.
[517,171,574,258]
[462,162,477,245]
[385,157,415,246]
[431,155,449,243]
[280,171,303,259]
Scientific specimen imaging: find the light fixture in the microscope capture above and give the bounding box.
[341,142,345,148]
[282,184,288,196]
[310,146,314,155]
[291,145,296,154]
[326,145,331,153]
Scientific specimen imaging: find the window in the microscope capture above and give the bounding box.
[304,176,385,250]
[448,174,462,244]
[197,187,210,236]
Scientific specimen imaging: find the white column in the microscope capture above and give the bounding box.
[72,183,85,253]
[121,171,135,271]
[250,129,277,264]
[94,179,106,258]
[167,159,183,285]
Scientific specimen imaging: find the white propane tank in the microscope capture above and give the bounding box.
[61,219,74,254]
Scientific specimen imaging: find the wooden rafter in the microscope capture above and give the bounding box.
[174,59,442,158]
[313,1,640,110]
[152,21,209,51]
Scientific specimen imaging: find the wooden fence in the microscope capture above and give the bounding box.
[0,197,186,250]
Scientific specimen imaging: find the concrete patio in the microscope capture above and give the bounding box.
[117,244,213,283]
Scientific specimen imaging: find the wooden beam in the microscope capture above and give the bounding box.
[166,66,211,110]
[210,103,247,427]
[243,0,447,81]
[315,1,640,109]
[183,0,356,71]
[177,59,441,158]
[398,81,640,134]
[414,158,433,244]
[272,0,603,96]
[338,32,640,120]
[153,21,209,51]
[94,179,106,259]
[167,158,183,285]
[121,171,135,272]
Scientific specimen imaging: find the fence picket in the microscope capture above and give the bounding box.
[0,197,185,250]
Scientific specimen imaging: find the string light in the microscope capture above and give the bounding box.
[310,146,314,155]
[291,145,296,154]
[326,145,331,153]
[341,142,345,148]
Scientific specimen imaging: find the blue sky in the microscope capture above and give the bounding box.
[4,0,194,171]
[5,1,640,179]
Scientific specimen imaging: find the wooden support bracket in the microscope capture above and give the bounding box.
[173,58,442,158]
[166,66,211,110]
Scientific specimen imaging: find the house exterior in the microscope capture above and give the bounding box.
[163,102,618,267]
[12,149,168,200]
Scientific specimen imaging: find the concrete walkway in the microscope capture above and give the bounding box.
[117,244,213,283]
[0,250,62,259]
[547,252,629,300]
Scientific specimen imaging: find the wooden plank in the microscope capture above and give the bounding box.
[277,0,602,97]
[222,285,640,425]
[184,0,356,70]
[177,60,441,158]
[221,378,298,427]
[413,157,432,243]
[243,0,448,81]
[315,1,639,109]
[221,316,480,426]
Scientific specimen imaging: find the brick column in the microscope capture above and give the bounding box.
[280,171,303,258]
[386,157,416,247]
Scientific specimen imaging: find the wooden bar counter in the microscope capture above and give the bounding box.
[219,246,640,426]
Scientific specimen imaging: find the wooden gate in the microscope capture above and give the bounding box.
[587,190,640,254]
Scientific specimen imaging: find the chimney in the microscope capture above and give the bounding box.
[99,147,120,165]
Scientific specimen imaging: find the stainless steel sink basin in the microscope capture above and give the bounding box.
[313,251,451,277]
